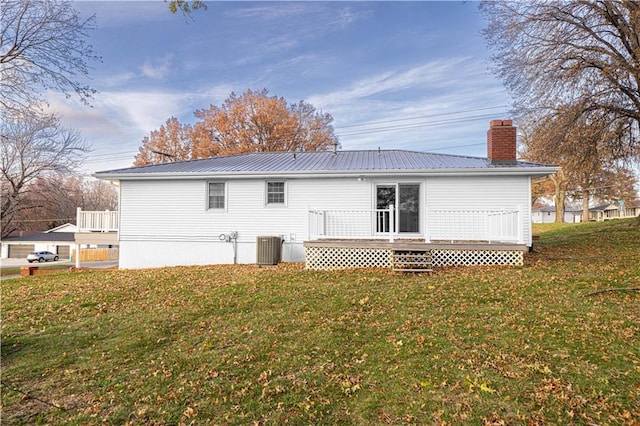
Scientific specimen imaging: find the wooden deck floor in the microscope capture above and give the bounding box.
[304,239,529,252]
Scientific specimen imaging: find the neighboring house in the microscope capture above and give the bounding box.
[95,120,558,270]
[624,199,640,218]
[588,201,640,221]
[1,223,78,259]
[531,200,640,224]
[532,206,582,223]
[589,204,619,221]
[2,212,121,265]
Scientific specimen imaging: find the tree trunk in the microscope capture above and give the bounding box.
[551,172,566,223]
[555,191,566,223]
[582,190,590,223]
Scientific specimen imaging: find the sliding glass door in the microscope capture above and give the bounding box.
[398,183,419,232]
[376,183,420,234]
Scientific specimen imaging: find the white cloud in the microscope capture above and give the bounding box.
[98,71,135,88]
[141,54,173,80]
[307,58,470,109]
[224,3,321,21]
[332,6,372,30]
[305,58,511,154]
[45,82,236,173]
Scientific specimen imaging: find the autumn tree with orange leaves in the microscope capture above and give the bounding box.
[134,117,192,166]
[134,89,338,166]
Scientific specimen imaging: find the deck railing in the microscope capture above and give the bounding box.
[76,207,119,232]
[309,207,396,241]
[426,208,522,243]
[309,206,523,243]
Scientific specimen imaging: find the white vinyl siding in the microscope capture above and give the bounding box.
[116,174,533,268]
[118,177,373,267]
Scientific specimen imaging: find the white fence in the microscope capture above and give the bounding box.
[77,208,119,232]
[309,206,523,243]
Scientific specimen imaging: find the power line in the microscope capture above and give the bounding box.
[81,107,510,165]
[428,142,485,152]
[84,150,137,160]
[84,154,136,164]
[87,150,136,158]
[335,105,508,129]
[336,113,506,137]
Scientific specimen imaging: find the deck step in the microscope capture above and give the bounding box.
[392,250,433,273]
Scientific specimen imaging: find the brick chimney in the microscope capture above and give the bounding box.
[487,119,517,163]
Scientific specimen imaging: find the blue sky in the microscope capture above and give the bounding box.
[54,1,512,174]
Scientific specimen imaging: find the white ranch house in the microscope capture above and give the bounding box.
[532,202,640,224]
[532,206,583,224]
[95,120,557,271]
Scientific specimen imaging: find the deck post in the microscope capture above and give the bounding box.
[424,206,430,243]
[389,205,395,242]
[517,204,524,244]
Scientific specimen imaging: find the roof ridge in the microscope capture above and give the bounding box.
[95,148,558,176]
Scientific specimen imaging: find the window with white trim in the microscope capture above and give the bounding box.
[208,182,226,209]
[266,181,285,205]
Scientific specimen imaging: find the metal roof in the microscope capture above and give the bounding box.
[2,232,76,243]
[95,149,556,178]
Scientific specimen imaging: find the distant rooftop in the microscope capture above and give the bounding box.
[95,149,556,178]
[2,232,75,243]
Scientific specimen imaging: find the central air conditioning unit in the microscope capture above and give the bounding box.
[256,236,282,265]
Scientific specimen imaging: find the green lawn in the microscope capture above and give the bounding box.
[2,220,639,424]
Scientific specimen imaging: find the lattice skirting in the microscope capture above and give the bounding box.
[304,246,523,270]
[430,249,523,267]
[305,246,392,270]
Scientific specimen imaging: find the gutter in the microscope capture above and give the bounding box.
[94,166,560,181]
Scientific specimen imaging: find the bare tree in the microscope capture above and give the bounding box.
[1,111,89,237]
[82,179,118,211]
[481,1,640,159]
[0,0,100,112]
[482,1,640,223]
[14,176,118,231]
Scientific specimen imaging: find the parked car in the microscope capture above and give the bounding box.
[26,251,59,263]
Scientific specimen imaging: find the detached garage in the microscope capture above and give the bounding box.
[1,224,77,260]
[7,244,35,259]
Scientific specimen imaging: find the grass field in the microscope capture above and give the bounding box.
[2,220,639,424]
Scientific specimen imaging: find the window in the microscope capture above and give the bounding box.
[208,182,225,209]
[266,181,285,205]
